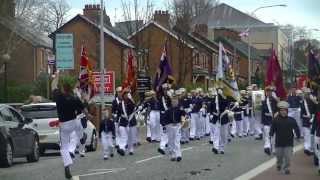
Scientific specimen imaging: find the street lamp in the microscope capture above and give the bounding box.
[247,4,287,86]
[1,53,11,103]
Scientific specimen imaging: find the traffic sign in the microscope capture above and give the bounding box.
[92,71,115,95]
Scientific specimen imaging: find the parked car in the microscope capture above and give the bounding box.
[0,104,40,167]
[20,103,98,154]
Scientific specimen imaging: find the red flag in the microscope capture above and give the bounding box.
[265,49,287,99]
[122,49,136,92]
[79,46,93,97]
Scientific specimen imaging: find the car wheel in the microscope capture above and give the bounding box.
[39,147,46,155]
[0,141,13,167]
[26,138,40,162]
[87,132,97,152]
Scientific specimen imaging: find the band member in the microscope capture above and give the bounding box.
[148,90,161,142]
[311,104,320,175]
[179,88,191,144]
[99,109,116,160]
[261,86,279,155]
[117,88,139,156]
[51,72,87,179]
[233,97,243,138]
[190,90,202,140]
[288,88,303,137]
[112,87,123,148]
[212,88,230,154]
[202,93,211,137]
[301,87,316,155]
[158,83,172,155]
[208,88,218,144]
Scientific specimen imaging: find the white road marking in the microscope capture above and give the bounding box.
[73,168,126,179]
[233,144,304,180]
[201,143,209,146]
[135,147,194,164]
[88,168,126,172]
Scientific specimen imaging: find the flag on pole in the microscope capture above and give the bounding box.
[122,49,137,92]
[265,49,286,99]
[154,42,174,91]
[308,49,320,90]
[79,45,93,97]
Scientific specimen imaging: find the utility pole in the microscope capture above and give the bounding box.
[100,0,105,111]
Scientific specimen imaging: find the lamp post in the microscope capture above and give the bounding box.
[2,53,10,103]
[247,4,287,86]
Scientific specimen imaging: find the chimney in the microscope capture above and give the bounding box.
[153,10,170,28]
[0,0,15,17]
[83,4,112,26]
[194,24,208,38]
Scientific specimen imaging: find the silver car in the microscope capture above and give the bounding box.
[20,103,98,154]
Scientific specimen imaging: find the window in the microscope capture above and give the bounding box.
[0,107,15,122]
[9,108,23,123]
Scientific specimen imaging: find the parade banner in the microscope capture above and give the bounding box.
[92,71,115,95]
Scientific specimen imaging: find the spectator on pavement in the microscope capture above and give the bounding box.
[270,101,301,175]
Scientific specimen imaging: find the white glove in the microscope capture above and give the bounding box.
[138,106,143,111]
[218,89,223,95]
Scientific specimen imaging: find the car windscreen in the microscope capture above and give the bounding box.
[20,105,58,119]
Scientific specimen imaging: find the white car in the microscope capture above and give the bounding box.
[20,103,98,154]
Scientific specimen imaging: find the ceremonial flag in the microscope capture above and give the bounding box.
[79,46,93,97]
[308,49,320,81]
[122,49,137,92]
[265,49,286,99]
[154,42,174,91]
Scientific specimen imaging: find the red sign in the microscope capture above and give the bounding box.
[296,75,308,89]
[92,71,115,95]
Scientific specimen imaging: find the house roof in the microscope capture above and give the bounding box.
[128,20,194,49]
[192,3,274,29]
[0,16,52,48]
[50,14,134,48]
[114,20,144,38]
[215,36,264,61]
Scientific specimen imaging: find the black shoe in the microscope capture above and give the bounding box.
[185,141,189,144]
[212,148,218,154]
[110,153,114,157]
[209,141,213,144]
[228,138,231,143]
[181,141,185,144]
[129,152,134,155]
[115,145,119,149]
[69,152,75,159]
[137,142,141,146]
[64,166,72,179]
[255,134,263,140]
[318,169,320,175]
[196,138,201,141]
[189,138,194,141]
[170,158,176,161]
[277,166,281,171]
[264,148,271,156]
[177,157,182,162]
[103,157,108,160]
[151,140,157,143]
[146,137,151,142]
[117,149,125,156]
[157,148,165,155]
[284,169,290,175]
[220,151,225,154]
[238,136,242,138]
[230,134,235,138]
[304,149,311,156]
[205,133,210,136]
[165,144,168,147]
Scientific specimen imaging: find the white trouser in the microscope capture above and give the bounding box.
[190,113,199,138]
[231,120,236,136]
[199,115,206,137]
[115,122,120,146]
[128,126,137,152]
[263,125,271,149]
[213,123,228,152]
[101,131,114,157]
[236,120,243,137]
[167,124,182,158]
[181,120,190,142]
[303,127,311,151]
[150,110,161,141]
[205,115,211,135]
[315,136,320,169]
[160,125,168,150]
[248,116,256,135]
[60,119,80,167]
[288,108,302,137]
[118,126,128,151]
[210,123,215,142]
[243,116,250,135]
[146,119,151,138]
[254,117,263,137]
[68,119,85,154]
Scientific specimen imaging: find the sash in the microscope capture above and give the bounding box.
[162,96,168,111]
[266,97,273,116]
[122,101,128,119]
[304,99,310,118]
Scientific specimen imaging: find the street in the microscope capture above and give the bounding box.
[0,133,272,180]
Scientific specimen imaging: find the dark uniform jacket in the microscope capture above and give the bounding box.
[288,95,302,108]
[311,112,320,137]
[119,99,137,127]
[261,96,278,125]
[191,96,202,113]
[99,118,116,138]
[208,96,219,124]
[300,98,316,128]
[111,97,121,122]
[270,115,300,147]
[167,106,186,124]
[218,94,230,125]
[159,94,172,126]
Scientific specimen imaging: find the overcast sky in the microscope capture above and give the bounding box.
[67,0,320,39]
